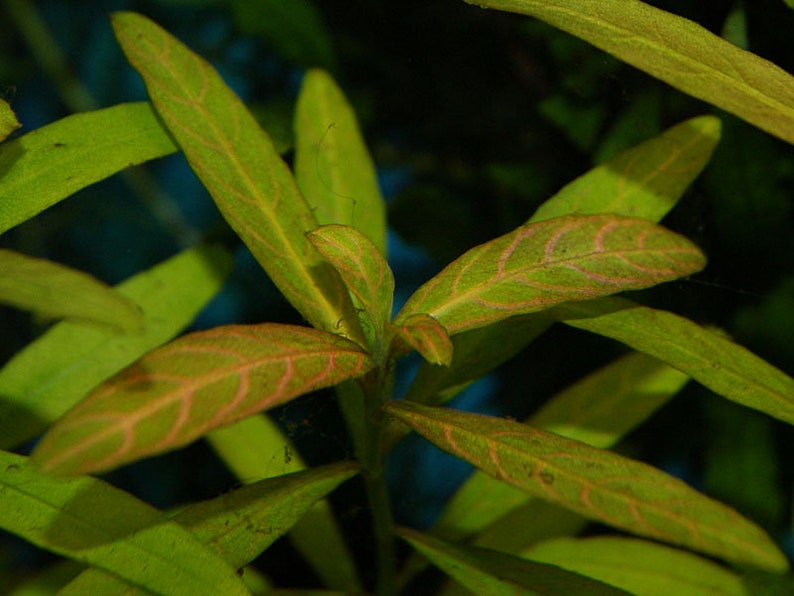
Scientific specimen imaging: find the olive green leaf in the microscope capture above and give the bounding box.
[393,314,454,367]
[296,69,387,254]
[0,98,20,142]
[396,214,705,336]
[0,102,177,235]
[0,250,142,330]
[0,451,249,596]
[465,0,794,146]
[32,324,373,475]
[387,401,788,572]
[111,12,362,342]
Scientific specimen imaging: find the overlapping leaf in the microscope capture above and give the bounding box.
[0,98,20,142]
[396,214,705,335]
[465,0,794,146]
[0,249,142,330]
[32,324,373,475]
[0,102,177,234]
[387,401,788,572]
[393,314,453,366]
[0,245,232,449]
[112,12,362,342]
[0,451,249,596]
[296,70,387,253]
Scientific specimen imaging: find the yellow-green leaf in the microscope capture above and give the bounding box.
[0,102,177,235]
[387,401,788,572]
[0,98,20,142]
[0,451,249,596]
[393,314,454,367]
[523,536,748,596]
[0,245,231,450]
[466,0,794,146]
[0,250,142,330]
[296,69,387,254]
[32,324,373,475]
[396,214,705,336]
[111,12,361,342]
[399,527,630,596]
[558,297,794,425]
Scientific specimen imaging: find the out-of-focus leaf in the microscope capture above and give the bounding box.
[0,102,177,234]
[396,214,705,335]
[296,70,387,254]
[557,297,794,425]
[0,451,249,595]
[399,527,630,595]
[0,245,231,449]
[32,324,373,475]
[60,463,358,594]
[387,401,788,572]
[112,12,362,343]
[393,314,453,367]
[0,98,20,142]
[0,250,142,330]
[523,536,748,596]
[465,0,794,146]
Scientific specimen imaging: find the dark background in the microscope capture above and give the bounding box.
[2,0,793,589]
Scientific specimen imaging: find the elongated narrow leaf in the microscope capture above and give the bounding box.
[307,224,393,350]
[465,0,794,146]
[208,415,363,593]
[557,297,794,425]
[0,245,231,449]
[0,451,249,596]
[32,324,373,475]
[529,116,721,223]
[0,98,20,142]
[387,401,788,572]
[393,314,453,366]
[61,462,358,594]
[435,352,689,543]
[112,13,362,342]
[399,527,629,596]
[523,536,748,596]
[396,214,705,335]
[0,250,142,330]
[296,70,387,253]
[0,103,177,234]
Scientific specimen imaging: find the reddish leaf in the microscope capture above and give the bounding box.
[393,314,453,366]
[33,324,373,475]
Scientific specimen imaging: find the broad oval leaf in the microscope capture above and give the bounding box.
[399,527,630,596]
[296,70,387,253]
[111,12,362,343]
[393,313,454,367]
[465,0,794,147]
[32,324,373,475]
[0,249,142,330]
[0,103,177,234]
[0,451,249,596]
[386,401,788,572]
[395,214,705,335]
[0,98,20,142]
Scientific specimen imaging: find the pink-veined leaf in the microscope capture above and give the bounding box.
[32,324,373,475]
[395,214,705,336]
[392,314,453,367]
[386,400,788,572]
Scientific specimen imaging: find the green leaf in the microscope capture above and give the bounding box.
[0,102,177,235]
[395,214,705,336]
[111,12,362,343]
[386,401,788,572]
[0,451,249,596]
[61,462,358,594]
[435,352,689,544]
[557,297,794,425]
[522,536,748,596]
[398,527,630,596]
[207,415,363,593]
[32,324,373,475]
[307,224,393,352]
[529,116,721,223]
[0,245,231,450]
[0,250,142,330]
[465,0,794,146]
[0,98,20,142]
[296,69,387,254]
[393,314,453,367]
